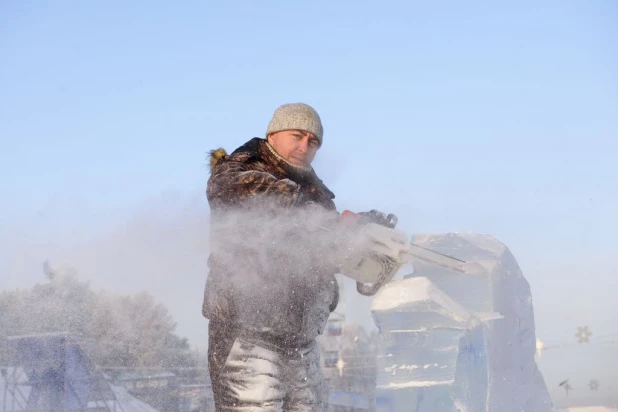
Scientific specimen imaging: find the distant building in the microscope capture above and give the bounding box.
[174,383,215,412]
[318,276,375,411]
[319,275,346,384]
[116,370,176,391]
[115,370,217,411]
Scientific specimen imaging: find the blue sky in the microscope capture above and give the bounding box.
[1,0,617,401]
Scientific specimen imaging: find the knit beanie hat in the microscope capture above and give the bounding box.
[265,103,324,147]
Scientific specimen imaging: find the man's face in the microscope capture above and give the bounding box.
[267,130,320,167]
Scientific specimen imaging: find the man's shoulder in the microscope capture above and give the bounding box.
[208,137,264,173]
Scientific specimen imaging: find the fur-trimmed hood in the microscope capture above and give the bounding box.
[209,148,227,173]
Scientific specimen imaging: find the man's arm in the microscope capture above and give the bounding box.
[207,160,301,208]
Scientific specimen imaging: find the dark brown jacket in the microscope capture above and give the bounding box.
[203,137,340,346]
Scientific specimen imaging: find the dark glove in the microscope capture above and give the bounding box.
[357,209,398,228]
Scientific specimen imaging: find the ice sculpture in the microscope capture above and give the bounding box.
[372,233,553,412]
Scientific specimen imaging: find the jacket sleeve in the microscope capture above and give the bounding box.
[207,160,301,208]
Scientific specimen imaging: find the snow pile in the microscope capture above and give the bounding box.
[371,233,553,412]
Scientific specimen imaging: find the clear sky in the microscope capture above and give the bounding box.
[1,0,617,406]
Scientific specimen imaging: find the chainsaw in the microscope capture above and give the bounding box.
[337,210,484,296]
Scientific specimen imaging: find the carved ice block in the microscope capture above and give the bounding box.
[372,233,553,412]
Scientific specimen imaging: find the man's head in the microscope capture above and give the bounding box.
[265,103,323,167]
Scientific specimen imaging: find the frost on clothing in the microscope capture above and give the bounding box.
[210,334,325,411]
[203,137,340,346]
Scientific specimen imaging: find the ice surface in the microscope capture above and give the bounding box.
[372,233,553,412]
[371,276,467,319]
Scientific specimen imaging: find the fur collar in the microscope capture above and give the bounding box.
[208,137,335,202]
[209,148,227,173]
[208,138,312,175]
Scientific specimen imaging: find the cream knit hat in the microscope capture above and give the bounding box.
[265,103,324,147]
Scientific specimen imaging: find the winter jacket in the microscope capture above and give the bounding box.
[202,137,340,347]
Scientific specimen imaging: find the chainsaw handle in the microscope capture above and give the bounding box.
[356,280,384,296]
[356,281,383,296]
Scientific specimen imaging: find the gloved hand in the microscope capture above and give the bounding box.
[356,209,398,228]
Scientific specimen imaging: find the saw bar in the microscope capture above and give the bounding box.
[407,243,485,276]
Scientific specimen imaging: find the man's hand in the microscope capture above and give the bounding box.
[336,220,413,295]
[357,209,398,229]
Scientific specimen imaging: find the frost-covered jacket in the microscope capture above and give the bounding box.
[202,137,340,347]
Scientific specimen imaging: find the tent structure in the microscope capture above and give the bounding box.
[0,332,158,412]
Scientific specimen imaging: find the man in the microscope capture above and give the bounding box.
[203,103,339,411]
[203,103,379,411]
